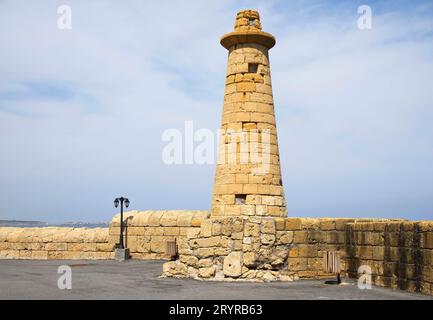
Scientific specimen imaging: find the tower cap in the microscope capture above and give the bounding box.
[220,10,276,50]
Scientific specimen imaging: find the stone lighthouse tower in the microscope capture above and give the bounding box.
[211,10,287,218]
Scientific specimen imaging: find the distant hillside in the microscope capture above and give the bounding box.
[0,220,47,227]
[0,220,108,228]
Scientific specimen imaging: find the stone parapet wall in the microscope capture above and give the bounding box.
[0,210,210,261]
[1,212,432,295]
[0,227,112,259]
[162,216,433,295]
[345,220,433,295]
[280,217,404,278]
[162,217,401,281]
[163,217,433,294]
[109,210,209,259]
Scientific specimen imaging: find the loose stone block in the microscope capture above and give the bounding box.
[180,255,199,267]
[223,252,243,277]
[199,267,216,278]
[162,261,188,277]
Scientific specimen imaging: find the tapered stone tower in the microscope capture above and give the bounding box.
[211,10,287,218]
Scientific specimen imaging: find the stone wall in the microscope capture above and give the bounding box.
[1,212,432,295]
[0,210,209,261]
[0,227,112,259]
[162,217,394,281]
[162,216,433,295]
[109,210,209,259]
[345,220,433,295]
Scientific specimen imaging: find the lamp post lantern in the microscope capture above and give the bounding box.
[114,197,130,260]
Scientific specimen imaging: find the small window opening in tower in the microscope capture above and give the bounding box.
[248,63,259,73]
[248,18,256,26]
[235,194,247,205]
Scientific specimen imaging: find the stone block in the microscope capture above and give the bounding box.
[186,228,201,239]
[285,218,302,230]
[31,250,48,260]
[293,231,308,243]
[160,212,179,227]
[276,231,294,245]
[232,218,244,233]
[163,227,180,236]
[145,227,164,236]
[199,267,216,278]
[198,258,213,268]
[240,205,255,216]
[148,211,164,226]
[195,248,215,258]
[223,252,243,277]
[212,222,222,236]
[215,247,232,255]
[319,220,335,231]
[275,218,285,231]
[289,247,298,258]
[18,250,32,259]
[373,246,385,261]
[326,231,345,244]
[191,218,203,227]
[246,195,261,205]
[46,243,67,251]
[261,219,276,234]
[180,255,199,267]
[334,219,354,230]
[163,261,188,276]
[201,220,213,237]
[177,213,194,227]
[297,245,318,258]
[150,241,165,253]
[243,252,256,267]
[287,258,307,271]
[423,232,433,249]
[244,223,260,237]
[260,234,275,245]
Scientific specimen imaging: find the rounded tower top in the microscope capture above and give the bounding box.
[234,10,262,31]
[221,10,276,50]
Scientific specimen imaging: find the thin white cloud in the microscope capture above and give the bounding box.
[0,1,432,222]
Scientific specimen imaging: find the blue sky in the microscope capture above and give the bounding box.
[0,0,433,222]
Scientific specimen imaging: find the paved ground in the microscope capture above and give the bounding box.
[0,260,431,300]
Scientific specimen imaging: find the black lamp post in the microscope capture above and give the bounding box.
[114,197,129,249]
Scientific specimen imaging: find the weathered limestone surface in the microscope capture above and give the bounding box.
[0,227,112,260]
[211,9,287,219]
[162,216,433,295]
[345,220,433,295]
[109,210,209,259]
[0,210,209,261]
